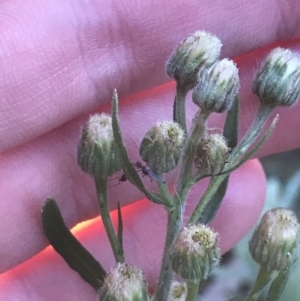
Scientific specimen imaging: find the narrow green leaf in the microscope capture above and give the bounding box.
[111,90,169,207]
[198,177,229,224]
[117,202,124,255]
[42,198,106,290]
[224,95,240,148]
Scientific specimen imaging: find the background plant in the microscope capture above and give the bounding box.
[42,31,300,301]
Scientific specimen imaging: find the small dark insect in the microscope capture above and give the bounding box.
[134,161,166,184]
[108,172,127,188]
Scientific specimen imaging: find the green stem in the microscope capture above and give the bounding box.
[265,255,292,301]
[155,111,210,300]
[94,176,124,263]
[173,83,188,133]
[177,110,210,196]
[157,181,173,208]
[154,207,182,301]
[245,267,273,301]
[185,280,200,301]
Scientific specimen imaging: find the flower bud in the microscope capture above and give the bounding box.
[249,208,300,271]
[192,58,240,113]
[99,263,150,301]
[139,120,185,174]
[170,224,220,281]
[194,133,229,175]
[77,113,120,178]
[167,31,222,90]
[253,47,300,107]
[167,281,187,301]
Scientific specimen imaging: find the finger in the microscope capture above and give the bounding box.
[1,41,300,273]
[0,160,266,300]
[1,0,300,150]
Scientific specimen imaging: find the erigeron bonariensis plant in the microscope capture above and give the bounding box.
[42,31,300,301]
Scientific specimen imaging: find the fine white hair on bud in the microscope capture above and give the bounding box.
[253,47,300,107]
[98,263,150,301]
[167,281,187,301]
[139,120,185,174]
[192,58,240,113]
[166,30,223,90]
[249,208,300,271]
[194,133,229,175]
[170,224,220,281]
[77,113,121,178]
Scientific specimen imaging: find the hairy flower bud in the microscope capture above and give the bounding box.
[166,31,222,90]
[139,120,185,174]
[77,113,120,178]
[253,47,300,107]
[167,281,187,301]
[192,58,240,113]
[170,224,220,281]
[194,134,229,175]
[99,263,150,301]
[249,208,300,271]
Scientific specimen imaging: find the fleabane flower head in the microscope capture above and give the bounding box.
[194,133,229,175]
[167,30,222,90]
[253,47,300,107]
[170,224,220,282]
[192,58,240,113]
[249,208,300,271]
[139,120,185,174]
[77,113,121,178]
[99,263,150,301]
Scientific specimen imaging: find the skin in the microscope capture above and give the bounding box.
[0,0,300,299]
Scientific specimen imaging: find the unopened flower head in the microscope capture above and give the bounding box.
[139,120,185,174]
[249,208,300,271]
[77,113,120,178]
[167,281,187,301]
[170,224,220,281]
[253,47,300,107]
[167,31,222,90]
[99,263,150,301]
[192,58,240,113]
[194,133,229,175]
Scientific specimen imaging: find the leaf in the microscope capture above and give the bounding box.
[42,198,106,290]
[224,94,239,149]
[198,177,229,224]
[111,90,169,207]
[117,202,124,255]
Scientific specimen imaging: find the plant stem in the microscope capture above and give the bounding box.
[185,280,200,301]
[155,111,210,301]
[154,206,182,301]
[265,255,292,301]
[173,83,188,133]
[245,267,273,301]
[157,181,173,208]
[177,110,210,195]
[94,176,124,263]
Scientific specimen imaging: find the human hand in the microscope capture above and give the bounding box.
[1,0,300,300]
